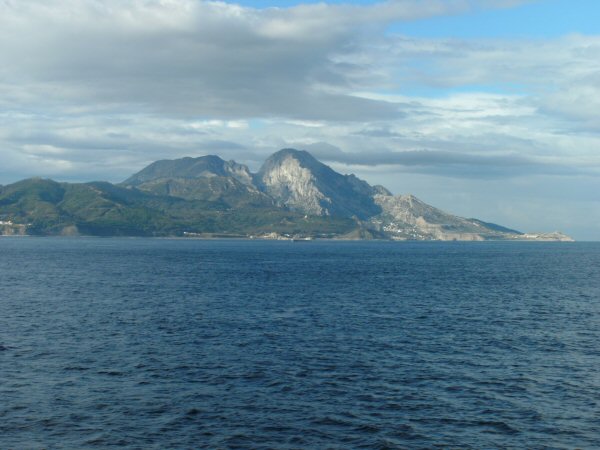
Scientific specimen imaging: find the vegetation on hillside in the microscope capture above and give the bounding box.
[0,178,356,237]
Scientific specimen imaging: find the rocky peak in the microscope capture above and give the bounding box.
[123,155,253,186]
[256,148,381,219]
[371,185,392,196]
[256,149,328,215]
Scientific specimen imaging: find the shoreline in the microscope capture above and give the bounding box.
[0,233,578,242]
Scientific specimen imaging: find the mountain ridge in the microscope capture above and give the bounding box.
[0,149,573,241]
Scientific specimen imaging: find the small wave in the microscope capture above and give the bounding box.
[311,416,354,427]
[477,420,520,434]
[96,370,124,376]
[356,423,380,433]
[64,366,90,371]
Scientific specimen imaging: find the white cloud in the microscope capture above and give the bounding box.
[188,120,249,130]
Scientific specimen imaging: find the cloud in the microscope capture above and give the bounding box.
[0,1,383,120]
[301,141,596,180]
[382,33,600,130]
[0,0,528,122]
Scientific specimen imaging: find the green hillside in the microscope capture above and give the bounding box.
[0,178,355,237]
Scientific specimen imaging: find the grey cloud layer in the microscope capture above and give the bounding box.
[0,0,529,120]
[0,1,431,120]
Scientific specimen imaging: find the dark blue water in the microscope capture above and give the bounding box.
[1,238,599,449]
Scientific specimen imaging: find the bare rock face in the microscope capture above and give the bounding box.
[371,194,524,241]
[255,149,381,219]
[256,150,328,215]
[518,232,575,242]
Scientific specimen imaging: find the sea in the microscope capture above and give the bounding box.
[1,237,599,449]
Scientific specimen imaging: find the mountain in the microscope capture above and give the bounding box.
[124,155,253,186]
[370,194,518,241]
[0,149,573,240]
[122,155,273,208]
[256,148,384,219]
[0,177,355,237]
[0,177,222,236]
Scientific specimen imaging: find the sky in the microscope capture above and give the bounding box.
[1,0,599,240]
